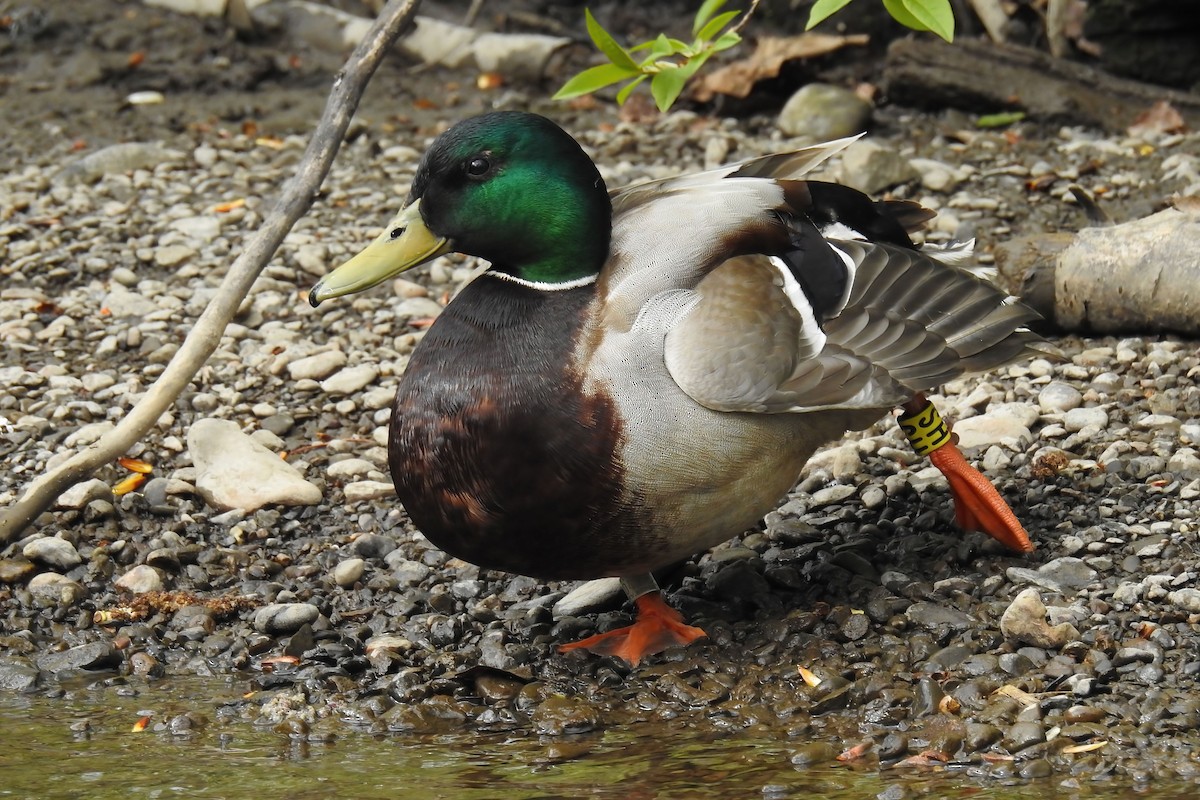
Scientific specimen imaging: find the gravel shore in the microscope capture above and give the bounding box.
[3,0,1200,789]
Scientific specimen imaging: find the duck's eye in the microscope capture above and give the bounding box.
[466,156,491,177]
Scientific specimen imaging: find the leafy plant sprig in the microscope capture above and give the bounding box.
[808,0,955,43]
[554,0,956,113]
[553,0,756,112]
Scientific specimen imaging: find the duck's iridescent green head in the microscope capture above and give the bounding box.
[310,112,611,305]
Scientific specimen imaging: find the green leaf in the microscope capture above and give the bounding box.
[678,49,715,81]
[553,62,641,100]
[647,34,677,60]
[634,34,688,55]
[695,10,740,43]
[692,0,727,37]
[711,30,742,52]
[976,111,1025,128]
[806,0,854,29]
[882,0,928,31]
[649,49,716,112]
[616,75,648,105]
[900,0,954,41]
[585,9,638,71]
[651,67,690,112]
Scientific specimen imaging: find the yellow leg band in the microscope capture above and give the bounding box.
[898,402,952,457]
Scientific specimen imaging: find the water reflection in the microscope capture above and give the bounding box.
[0,676,1196,800]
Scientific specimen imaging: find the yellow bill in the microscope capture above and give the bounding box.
[309,199,452,306]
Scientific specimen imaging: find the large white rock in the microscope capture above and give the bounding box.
[188,418,321,512]
[951,413,1032,450]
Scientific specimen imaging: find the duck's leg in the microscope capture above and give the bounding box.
[898,393,1034,553]
[557,574,707,666]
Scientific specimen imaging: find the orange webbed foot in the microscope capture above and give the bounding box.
[929,441,1034,553]
[558,592,707,666]
[899,395,1034,554]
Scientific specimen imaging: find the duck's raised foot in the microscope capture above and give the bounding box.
[898,396,1034,554]
[930,442,1034,553]
[557,592,707,666]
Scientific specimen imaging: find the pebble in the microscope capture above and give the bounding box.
[352,533,396,560]
[326,457,376,480]
[1063,407,1109,431]
[837,140,920,195]
[154,244,197,268]
[553,577,624,617]
[905,602,974,631]
[809,484,856,507]
[35,642,121,675]
[22,537,82,571]
[252,603,320,634]
[909,157,962,192]
[1005,557,1097,595]
[999,588,1080,649]
[395,296,445,319]
[1037,381,1083,412]
[949,413,1030,450]
[287,350,348,380]
[295,243,329,276]
[0,558,36,584]
[1167,588,1200,613]
[188,418,322,511]
[55,478,113,509]
[115,564,165,594]
[170,215,221,242]
[54,142,182,185]
[102,285,160,317]
[860,485,886,509]
[776,83,871,140]
[342,480,396,503]
[320,364,379,396]
[28,573,87,607]
[804,443,862,481]
[332,558,366,587]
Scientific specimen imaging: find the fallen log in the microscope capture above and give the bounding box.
[994,203,1200,336]
[883,38,1200,133]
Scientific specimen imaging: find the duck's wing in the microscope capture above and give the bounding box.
[609,134,861,201]
[596,138,868,329]
[662,224,1045,415]
[597,142,1043,415]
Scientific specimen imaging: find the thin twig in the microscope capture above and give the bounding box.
[728,0,761,39]
[0,0,423,544]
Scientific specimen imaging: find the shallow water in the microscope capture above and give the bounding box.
[0,677,1195,800]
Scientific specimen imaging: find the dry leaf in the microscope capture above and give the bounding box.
[693,33,869,101]
[118,456,153,474]
[994,684,1039,707]
[1062,740,1109,754]
[618,92,659,125]
[1171,195,1200,214]
[476,72,504,90]
[113,473,146,496]
[938,695,961,714]
[1128,100,1187,137]
[837,742,871,761]
[798,665,821,687]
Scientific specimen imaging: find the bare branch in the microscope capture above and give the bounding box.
[0,0,422,544]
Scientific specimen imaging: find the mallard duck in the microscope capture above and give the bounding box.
[310,111,1041,665]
